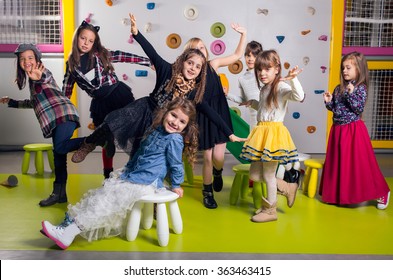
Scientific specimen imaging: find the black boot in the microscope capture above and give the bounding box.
[86,122,111,146]
[103,168,113,179]
[39,183,67,207]
[103,132,115,159]
[90,123,115,158]
[202,184,217,209]
[283,168,300,184]
[212,167,223,192]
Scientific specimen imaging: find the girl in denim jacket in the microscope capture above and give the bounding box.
[40,98,199,249]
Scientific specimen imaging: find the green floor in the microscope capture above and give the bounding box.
[1,173,392,256]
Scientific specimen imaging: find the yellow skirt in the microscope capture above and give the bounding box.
[240,122,298,164]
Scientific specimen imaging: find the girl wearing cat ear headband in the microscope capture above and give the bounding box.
[62,20,152,179]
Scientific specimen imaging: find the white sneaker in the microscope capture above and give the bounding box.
[377,191,390,210]
[41,221,81,249]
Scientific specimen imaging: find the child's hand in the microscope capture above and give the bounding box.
[346,82,354,93]
[231,23,247,35]
[222,86,229,95]
[229,134,248,142]
[26,63,44,81]
[0,96,10,104]
[323,91,332,103]
[239,100,252,107]
[281,65,303,81]
[173,187,184,198]
[129,13,138,35]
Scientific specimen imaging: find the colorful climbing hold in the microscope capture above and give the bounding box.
[147,2,155,10]
[301,30,311,35]
[276,36,285,43]
[307,126,316,133]
[135,70,148,77]
[318,35,328,41]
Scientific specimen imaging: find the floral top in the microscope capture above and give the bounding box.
[325,83,366,125]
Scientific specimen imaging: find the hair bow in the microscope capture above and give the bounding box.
[80,20,100,32]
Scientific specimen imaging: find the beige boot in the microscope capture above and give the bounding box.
[251,197,277,223]
[277,178,298,208]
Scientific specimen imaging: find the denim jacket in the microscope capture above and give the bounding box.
[120,126,184,189]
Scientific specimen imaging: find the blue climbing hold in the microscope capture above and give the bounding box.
[147,2,155,9]
[314,90,324,94]
[276,36,285,43]
[292,112,300,119]
[135,70,148,77]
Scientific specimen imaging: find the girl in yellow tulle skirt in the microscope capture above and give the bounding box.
[239,50,305,223]
[241,121,298,163]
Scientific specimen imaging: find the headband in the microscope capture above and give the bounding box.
[80,20,100,32]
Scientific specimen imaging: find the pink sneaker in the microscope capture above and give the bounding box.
[377,191,390,210]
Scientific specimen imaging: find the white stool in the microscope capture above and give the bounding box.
[126,189,182,247]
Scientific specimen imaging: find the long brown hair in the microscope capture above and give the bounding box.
[67,21,114,73]
[254,50,282,109]
[165,48,207,104]
[150,98,199,167]
[339,51,369,94]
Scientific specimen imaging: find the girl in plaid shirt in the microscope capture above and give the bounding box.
[0,44,84,207]
[63,21,151,179]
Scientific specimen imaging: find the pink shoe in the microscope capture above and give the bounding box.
[377,191,390,210]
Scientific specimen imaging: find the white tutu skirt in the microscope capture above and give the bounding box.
[67,169,157,242]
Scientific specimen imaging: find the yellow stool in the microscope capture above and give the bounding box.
[230,164,267,209]
[22,143,55,176]
[302,158,325,198]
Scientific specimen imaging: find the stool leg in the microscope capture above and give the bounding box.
[126,202,143,241]
[307,168,319,198]
[141,203,154,230]
[252,181,263,209]
[22,151,31,174]
[47,149,55,171]
[35,151,44,176]
[183,161,194,185]
[156,202,170,247]
[302,167,311,195]
[230,174,243,205]
[240,174,250,199]
[168,200,182,234]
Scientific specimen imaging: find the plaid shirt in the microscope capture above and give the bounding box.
[62,50,151,98]
[8,69,80,138]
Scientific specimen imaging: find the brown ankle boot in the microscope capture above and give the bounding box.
[251,197,277,223]
[71,140,96,163]
[277,178,298,208]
